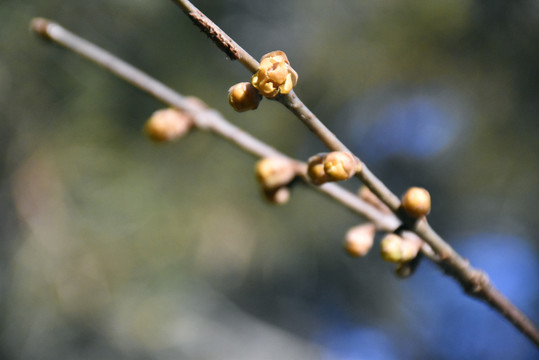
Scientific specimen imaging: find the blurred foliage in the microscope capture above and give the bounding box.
[1,0,538,359]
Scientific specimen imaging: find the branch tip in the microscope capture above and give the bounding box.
[30,18,52,39]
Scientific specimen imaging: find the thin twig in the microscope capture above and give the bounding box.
[30,15,539,347]
[30,17,398,232]
[166,1,539,346]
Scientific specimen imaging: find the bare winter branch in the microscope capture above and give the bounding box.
[30,11,539,348]
[167,1,539,347]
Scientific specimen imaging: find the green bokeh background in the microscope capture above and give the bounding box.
[1,0,538,358]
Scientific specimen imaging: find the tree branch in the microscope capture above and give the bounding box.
[30,14,539,347]
[168,0,539,346]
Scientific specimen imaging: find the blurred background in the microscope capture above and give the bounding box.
[1,0,539,359]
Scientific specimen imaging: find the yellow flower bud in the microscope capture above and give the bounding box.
[380,232,422,263]
[323,151,357,181]
[395,232,423,277]
[255,157,297,190]
[228,82,262,112]
[400,236,421,261]
[380,234,404,262]
[251,51,298,98]
[144,108,193,142]
[306,154,330,185]
[401,187,431,218]
[344,223,376,257]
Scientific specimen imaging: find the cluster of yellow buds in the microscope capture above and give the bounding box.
[228,51,298,112]
[145,47,435,274]
[226,50,433,271]
[144,108,193,142]
[380,231,424,277]
[344,223,424,275]
[255,157,298,204]
[307,151,359,185]
[380,233,422,263]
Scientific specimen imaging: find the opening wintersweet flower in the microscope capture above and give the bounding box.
[251,51,298,98]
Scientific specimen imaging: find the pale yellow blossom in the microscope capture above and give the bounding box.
[251,51,298,98]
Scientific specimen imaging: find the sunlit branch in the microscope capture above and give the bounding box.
[30,14,539,347]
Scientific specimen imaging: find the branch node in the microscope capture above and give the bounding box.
[466,270,490,295]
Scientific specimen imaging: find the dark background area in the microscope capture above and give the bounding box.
[1,0,538,359]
